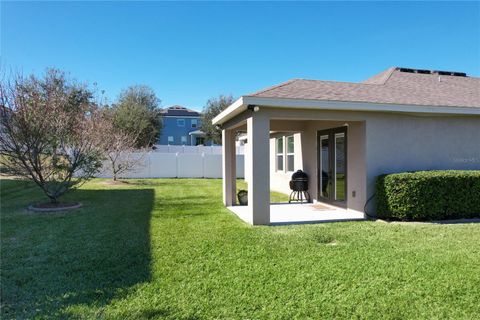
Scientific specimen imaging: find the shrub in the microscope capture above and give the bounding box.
[376,170,480,221]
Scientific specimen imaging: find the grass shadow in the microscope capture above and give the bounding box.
[1,180,154,319]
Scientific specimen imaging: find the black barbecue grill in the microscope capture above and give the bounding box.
[289,170,310,203]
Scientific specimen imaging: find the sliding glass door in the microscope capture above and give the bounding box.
[317,127,347,206]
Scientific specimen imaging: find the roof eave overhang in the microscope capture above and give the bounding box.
[212,96,480,125]
[212,96,247,125]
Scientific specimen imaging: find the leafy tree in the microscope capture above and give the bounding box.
[0,69,104,204]
[200,94,234,144]
[112,85,162,148]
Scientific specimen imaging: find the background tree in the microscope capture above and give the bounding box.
[112,85,162,148]
[98,110,146,182]
[200,94,234,144]
[0,69,104,205]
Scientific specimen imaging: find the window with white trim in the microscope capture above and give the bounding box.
[286,135,295,172]
[191,119,198,128]
[181,136,187,144]
[168,136,174,143]
[177,119,185,127]
[276,137,284,171]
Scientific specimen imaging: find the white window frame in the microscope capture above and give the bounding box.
[286,135,295,172]
[191,119,198,128]
[275,137,284,172]
[181,136,187,144]
[168,136,174,143]
[334,132,345,201]
[319,134,329,198]
[177,119,185,127]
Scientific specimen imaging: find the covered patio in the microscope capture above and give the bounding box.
[216,98,369,225]
[189,129,207,146]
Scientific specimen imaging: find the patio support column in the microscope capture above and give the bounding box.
[222,128,236,206]
[247,113,270,225]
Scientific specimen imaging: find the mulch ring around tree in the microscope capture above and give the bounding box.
[27,202,82,213]
[100,179,131,186]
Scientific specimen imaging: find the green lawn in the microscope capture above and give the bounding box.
[236,179,289,203]
[1,178,480,319]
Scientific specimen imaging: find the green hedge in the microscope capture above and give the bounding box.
[376,170,480,221]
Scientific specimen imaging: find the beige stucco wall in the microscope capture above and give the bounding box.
[363,113,480,212]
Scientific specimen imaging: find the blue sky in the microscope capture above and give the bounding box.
[2,1,479,110]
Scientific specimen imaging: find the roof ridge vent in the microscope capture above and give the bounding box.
[396,67,467,77]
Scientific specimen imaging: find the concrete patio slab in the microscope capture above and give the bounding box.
[228,202,366,225]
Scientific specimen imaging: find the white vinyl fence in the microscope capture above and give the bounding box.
[153,144,245,155]
[97,152,244,179]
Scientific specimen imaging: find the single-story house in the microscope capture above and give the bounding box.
[212,67,480,225]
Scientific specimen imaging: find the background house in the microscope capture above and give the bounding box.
[158,105,213,146]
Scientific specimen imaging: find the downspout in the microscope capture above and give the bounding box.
[363,193,376,220]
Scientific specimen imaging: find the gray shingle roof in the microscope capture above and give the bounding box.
[247,67,480,108]
[161,105,200,117]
